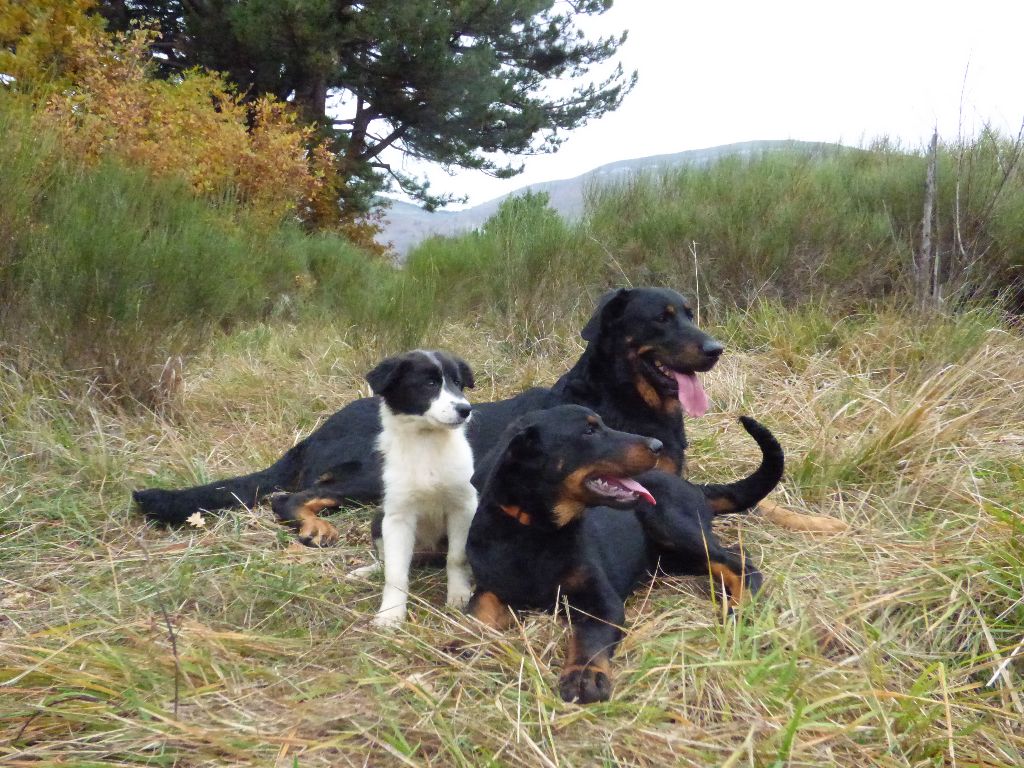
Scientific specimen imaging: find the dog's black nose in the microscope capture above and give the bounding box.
[455,403,472,419]
[702,339,725,357]
[646,438,663,454]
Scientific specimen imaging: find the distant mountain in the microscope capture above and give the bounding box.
[378,140,837,257]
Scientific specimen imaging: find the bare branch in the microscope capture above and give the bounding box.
[359,125,410,161]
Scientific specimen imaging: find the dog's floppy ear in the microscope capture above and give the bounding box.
[581,288,632,342]
[366,355,406,395]
[503,423,541,466]
[455,357,475,389]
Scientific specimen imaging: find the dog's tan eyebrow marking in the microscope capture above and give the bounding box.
[586,415,599,426]
[664,305,676,315]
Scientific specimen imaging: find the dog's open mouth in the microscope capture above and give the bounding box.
[585,475,656,505]
[647,358,709,417]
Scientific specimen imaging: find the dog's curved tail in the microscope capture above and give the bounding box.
[132,444,303,525]
[697,416,784,515]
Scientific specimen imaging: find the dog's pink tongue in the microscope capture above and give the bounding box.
[674,372,709,417]
[616,477,656,506]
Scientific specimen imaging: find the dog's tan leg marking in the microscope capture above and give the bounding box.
[468,591,515,631]
[708,562,746,608]
[559,632,613,703]
[294,498,341,546]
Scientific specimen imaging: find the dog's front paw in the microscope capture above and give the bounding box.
[441,640,475,659]
[296,518,340,547]
[558,664,612,704]
[269,492,291,520]
[372,606,405,629]
[446,582,472,610]
[446,593,471,610]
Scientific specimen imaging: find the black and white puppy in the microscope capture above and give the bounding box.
[352,350,477,627]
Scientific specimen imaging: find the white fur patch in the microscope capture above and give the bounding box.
[421,350,471,427]
[366,392,477,627]
[424,384,471,427]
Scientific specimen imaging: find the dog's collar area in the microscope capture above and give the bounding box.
[499,504,532,526]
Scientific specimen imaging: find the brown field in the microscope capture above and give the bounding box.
[2,305,1022,766]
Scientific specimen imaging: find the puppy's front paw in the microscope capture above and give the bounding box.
[372,605,405,629]
[446,566,472,609]
[559,664,612,704]
[446,584,472,610]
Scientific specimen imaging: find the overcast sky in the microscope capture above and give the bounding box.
[380,0,1024,209]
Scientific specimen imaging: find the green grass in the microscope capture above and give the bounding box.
[580,138,1023,309]
[2,305,1022,766]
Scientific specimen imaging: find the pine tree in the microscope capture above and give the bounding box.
[98,0,635,211]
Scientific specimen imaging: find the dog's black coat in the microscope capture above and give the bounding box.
[466,405,783,704]
[133,287,730,541]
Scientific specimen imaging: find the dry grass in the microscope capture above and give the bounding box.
[2,305,1022,766]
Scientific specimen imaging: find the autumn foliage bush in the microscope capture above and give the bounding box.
[43,28,330,227]
[1,0,384,247]
[0,0,97,90]
[0,1,399,404]
[0,105,393,406]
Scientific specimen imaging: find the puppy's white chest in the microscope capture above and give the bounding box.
[377,408,475,502]
[382,437,473,492]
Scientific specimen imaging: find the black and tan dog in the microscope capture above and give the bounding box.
[466,405,783,704]
[134,287,729,543]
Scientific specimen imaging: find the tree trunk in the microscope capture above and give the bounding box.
[292,75,328,126]
[916,130,939,309]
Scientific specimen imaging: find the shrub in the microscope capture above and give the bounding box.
[0,0,100,92]
[40,26,328,227]
[577,142,1024,308]
[1,0,387,247]
[0,106,382,404]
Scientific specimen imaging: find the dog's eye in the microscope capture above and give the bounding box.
[453,378,462,388]
[682,306,695,320]
[425,378,440,388]
[583,424,598,436]
[656,311,672,323]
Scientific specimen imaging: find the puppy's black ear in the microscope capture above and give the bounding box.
[581,288,632,342]
[456,357,475,389]
[366,356,406,395]
[504,424,541,466]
